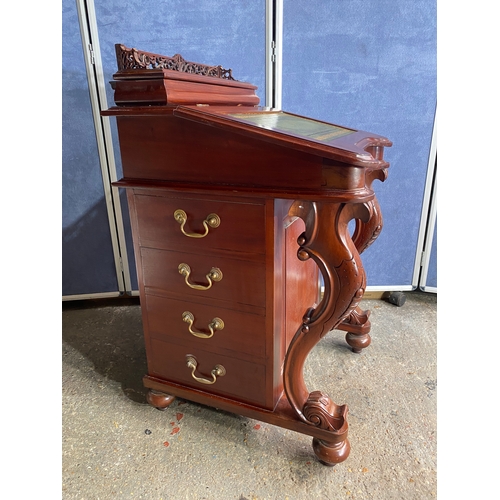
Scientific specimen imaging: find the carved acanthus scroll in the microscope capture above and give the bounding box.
[280,200,373,463]
[351,168,388,254]
[303,391,347,431]
[338,167,388,351]
[115,44,235,80]
[283,201,372,432]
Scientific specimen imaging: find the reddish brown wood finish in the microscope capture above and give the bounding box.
[132,192,266,257]
[111,45,259,106]
[104,46,391,465]
[146,389,175,410]
[284,216,320,350]
[337,167,388,352]
[145,293,267,361]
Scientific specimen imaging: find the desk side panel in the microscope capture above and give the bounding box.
[112,109,382,201]
[115,114,324,191]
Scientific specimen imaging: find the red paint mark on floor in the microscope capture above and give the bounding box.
[176,413,184,422]
[171,427,180,435]
[163,441,170,447]
[253,424,261,430]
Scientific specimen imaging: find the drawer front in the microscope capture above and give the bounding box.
[145,294,266,361]
[134,193,266,257]
[148,338,271,409]
[141,247,266,309]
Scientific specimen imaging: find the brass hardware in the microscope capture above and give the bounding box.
[178,263,223,290]
[182,311,225,339]
[174,209,220,238]
[186,356,226,385]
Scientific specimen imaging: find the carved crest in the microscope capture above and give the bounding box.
[115,44,235,81]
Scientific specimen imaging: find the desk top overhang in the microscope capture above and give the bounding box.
[104,45,391,200]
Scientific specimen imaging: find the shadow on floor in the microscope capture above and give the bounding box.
[62,296,148,403]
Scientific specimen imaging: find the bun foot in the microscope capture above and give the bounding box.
[338,307,372,353]
[345,331,371,353]
[312,436,351,466]
[146,389,175,410]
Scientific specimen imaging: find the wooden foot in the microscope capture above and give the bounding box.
[338,306,372,353]
[303,391,351,465]
[146,389,175,410]
[312,436,351,466]
[345,331,371,353]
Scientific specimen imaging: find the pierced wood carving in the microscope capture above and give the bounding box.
[115,44,235,80]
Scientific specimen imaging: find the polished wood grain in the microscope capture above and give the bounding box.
[148,337,270,408]
[144,293,267,362]
[140,247,266,308]
[112,112,387,195]
[111,44,259,106]
[284,215,320,350]
[146,389,175,410]
[133,192,266,258]
[104,47,391,465]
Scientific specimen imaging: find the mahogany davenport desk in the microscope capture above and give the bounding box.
[103,45,392,466]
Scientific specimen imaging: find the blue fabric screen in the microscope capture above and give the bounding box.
[95,0,266,293]
[62,0,266,296]
[282,1,437,287]
[62,0,119,296]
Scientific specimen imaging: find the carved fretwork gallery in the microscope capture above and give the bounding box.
[115,44,235,80]
[103,45,391,465]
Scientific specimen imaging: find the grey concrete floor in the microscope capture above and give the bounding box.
[62,291,436,499]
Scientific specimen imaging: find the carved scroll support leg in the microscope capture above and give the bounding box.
[146,389,176,411]
[337,191,385,352]
[283,200,373,464]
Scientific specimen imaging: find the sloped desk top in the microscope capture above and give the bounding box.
[103,44,392,466]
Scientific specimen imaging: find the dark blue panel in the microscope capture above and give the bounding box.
[95,0,266,107]
[282,1,436,286]
[62,0,119,295]
[94,0,266,291]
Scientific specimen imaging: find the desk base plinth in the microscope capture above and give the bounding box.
[144,376,350,466]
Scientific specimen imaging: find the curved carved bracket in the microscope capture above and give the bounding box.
[338,167,388,351]
[344,307,370,326]
[352,168,388,254]
[283,200,371,430]
[303,391,348,432]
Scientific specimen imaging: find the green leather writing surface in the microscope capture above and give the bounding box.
[229,112,355,144]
